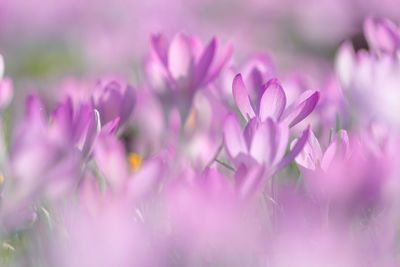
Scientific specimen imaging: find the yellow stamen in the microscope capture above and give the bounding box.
[0,175,3,184]
[184,108,196,132]
[128,153,142,172]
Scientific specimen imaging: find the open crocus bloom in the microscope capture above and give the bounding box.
[223,114,310,173]
[233,74,320,127]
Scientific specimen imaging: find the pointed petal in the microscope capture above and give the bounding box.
[243,117,260,149]
[193,37,216,87]
[93,134,128,190]
[223,114,248,164]
[258,78,286,121]
[292,130,322,170]
[282,91,320,128]
[150,34,169,68]
[168,33,194,80]
[335,42,355,88]
[320,141,337,171]
[119,85,136,126]
[204,42,233,84]
[249,118,274,164]
[232,74,255,120]
[277,125,311,171]
[271,122,289,166]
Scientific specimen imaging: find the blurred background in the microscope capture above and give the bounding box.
[0,0,399,90]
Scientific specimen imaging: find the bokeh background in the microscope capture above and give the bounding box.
[1,0,399,85]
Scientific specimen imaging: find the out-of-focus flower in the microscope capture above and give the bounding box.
[145,33,232,116]
[336,18,400,128]
[233,74,320,128]
[1,96,82,231]
[364,17,400,55]
[294,129,350,174]
[58,77,136,131]
[93,133,164,202]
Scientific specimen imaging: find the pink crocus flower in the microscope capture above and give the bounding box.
[232,74,320,128]
[336,17,400,128]
[146,33,232,116]
[223,114,310,174]
[364,17,400,55]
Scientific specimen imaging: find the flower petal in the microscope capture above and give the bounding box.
[204,42,233,84]
[168,33,194,80]
[193,37,216,87]
[292,130,322,170]
[249,118,274,164]
[128,157,164,200]
[271,122,289,166]
[232,74,256,120]
[258,78,286,121]
[277,125,311,172]
[223,114,248,164]
[282,91,320,128]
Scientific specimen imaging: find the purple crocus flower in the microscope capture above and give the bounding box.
[91,79,135,129]
[146,33,232,116]
[364,17,400,55]
[232,73,320,128]
[223,113,310,174]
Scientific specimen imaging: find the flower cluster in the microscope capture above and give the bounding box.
[1,17,400,267]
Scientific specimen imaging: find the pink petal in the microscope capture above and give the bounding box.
[193,37,216,87]
[271,122,289,166]
[128,157,164,200]
[258,78,286,121]
[223,114,248,164]
[232,74,256,120]
[335,41,355,88]
[277,125,311,172]
[292,130,322,170]
[168,33,194,80]
[282,91,320,128]
[150,34,169,68]
[204,42,233,84]
[249,118,274,164]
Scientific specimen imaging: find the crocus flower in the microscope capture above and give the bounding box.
[223,113,310,174]
[232,74,320,128]
[146,33,232,116]
[336,17,400,128]
[364,17,400,55]
[91,79,135,129]
[294,129,350,174]
[1,95,82,231]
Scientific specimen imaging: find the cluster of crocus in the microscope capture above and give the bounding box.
[1,17,400,267]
